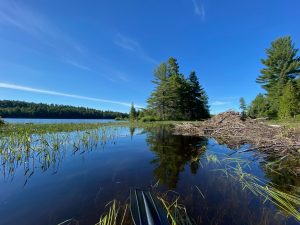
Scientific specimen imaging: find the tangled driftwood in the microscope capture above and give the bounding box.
[175,111,300,157]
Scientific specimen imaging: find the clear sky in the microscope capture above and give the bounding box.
[0,0,299,113]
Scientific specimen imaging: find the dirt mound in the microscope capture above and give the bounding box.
[175,111,300,156]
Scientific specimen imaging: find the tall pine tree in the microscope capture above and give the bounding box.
[256,36,300,118]
[147,63,168,119]
[167,57,179,77]
[147,58,210,120]
[129,103,137,121]
[187,71,209,120]
[239,97,246,119]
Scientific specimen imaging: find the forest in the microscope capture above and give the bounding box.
[248,36,300,120]
[0,100,127,119]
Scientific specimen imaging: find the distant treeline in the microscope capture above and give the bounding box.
[0,100,128,119]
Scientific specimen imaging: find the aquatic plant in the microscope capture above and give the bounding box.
[209,155,300,222]
[95,200,128,225]
[94,192,194,225]
[0,121,127,136]
[205,153,220,164]
[157,192,195,225]
[0,123,130,183]
[57,218,79,225]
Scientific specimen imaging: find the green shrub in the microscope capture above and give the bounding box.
[294,114,300,121]
[139,116,157,122]
[115,116,126,121]
[0,117,5,126]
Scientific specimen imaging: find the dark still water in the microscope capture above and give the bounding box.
[0,126,299,225]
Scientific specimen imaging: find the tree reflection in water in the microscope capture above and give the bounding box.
[145,125,207,189]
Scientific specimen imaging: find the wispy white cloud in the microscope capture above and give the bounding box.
[0,1,131,82]
[114,33,158,65]
[191,0,205,20]
[0,82,144,108]
[210,96,240,106]
[62,58,93,72]
[0,1,73,47]
[114,34,139,51]
[0,1,93,72]
[211,101,231,106]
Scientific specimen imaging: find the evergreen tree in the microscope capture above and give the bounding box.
[248,94,270,118]
[147,58,210,120]
[147,63,168,119]
[198,84,210,119]
[256,36,300,117]
[129,103,137,121]
[167,57,179,77]
[166,73,185,119]
[138,109,145,120]
[297,77,300,99]
[239,97,246,119]
[187,71,209,120]
[278,81,299,119]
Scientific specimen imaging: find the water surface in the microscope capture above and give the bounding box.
[0,125,298,225]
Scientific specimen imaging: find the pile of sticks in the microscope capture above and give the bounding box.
[175,111,300,157]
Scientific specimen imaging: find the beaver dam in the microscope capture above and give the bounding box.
[175,111,300,164]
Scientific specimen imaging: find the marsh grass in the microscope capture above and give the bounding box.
[264,155,300,177]
[0,122,127,135]
[94,191,194,225]
[0,123,133,183]
[0,121,176,183]
[95,200,129,225]
[157,191,195,225]
[57,218,79,225]
[208,153,300,222]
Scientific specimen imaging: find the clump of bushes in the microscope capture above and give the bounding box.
[139,116,158,122]
[115,116,127,121]
[0,116,5,126]
[294,114,300,121]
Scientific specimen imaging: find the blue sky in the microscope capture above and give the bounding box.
[0,0,299,114]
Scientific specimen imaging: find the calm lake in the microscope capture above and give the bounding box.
[4,118,118,124]
[0,125,299,225]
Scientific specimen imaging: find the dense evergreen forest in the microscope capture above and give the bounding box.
[138,57,210,121]
[248,36,300,120]
[0,100,127,119]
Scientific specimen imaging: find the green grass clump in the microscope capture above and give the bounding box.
[211,156,300,222]
[0,125,126,182]
[157,192,194,225]
[95,193,194,225]
[0,121,128,136]
[95,200,128,225]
